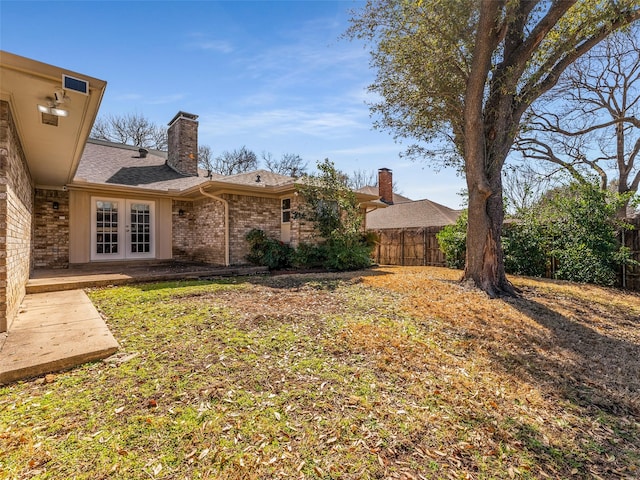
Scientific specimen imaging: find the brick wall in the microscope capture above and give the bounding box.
[172,194,282,265]
[167,112,198,176]
[172,200,193,261]
[0,100,34,332]
[33,189,69,268]
[289,194,317,247]
[227,194,280,264]
[172,198,226,264]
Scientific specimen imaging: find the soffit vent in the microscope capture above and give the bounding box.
[41,113,59,126]
[62,74,89,95]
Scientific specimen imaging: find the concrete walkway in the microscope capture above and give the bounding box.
[1,263,269,384]
[0,290,119,385]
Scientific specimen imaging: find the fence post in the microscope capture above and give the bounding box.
[401,229,405,266]
[422,229,426,266]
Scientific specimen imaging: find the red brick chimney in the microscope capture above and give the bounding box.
[378,167,393,204]
[167,111,198,176]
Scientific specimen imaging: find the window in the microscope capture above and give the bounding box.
[282,198,291,223]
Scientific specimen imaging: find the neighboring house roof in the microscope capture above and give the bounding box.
[357,186,413,204]
[366,198,463,229]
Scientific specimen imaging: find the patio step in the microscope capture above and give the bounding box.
[0,290,119,385]
[26,265,268,294]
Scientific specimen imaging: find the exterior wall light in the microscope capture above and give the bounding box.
[37,104,68,117]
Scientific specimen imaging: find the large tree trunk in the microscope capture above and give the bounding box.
[460,0,520,298]
[464,169,516,298]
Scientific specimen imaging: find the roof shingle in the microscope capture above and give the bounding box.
[366,198,462,229]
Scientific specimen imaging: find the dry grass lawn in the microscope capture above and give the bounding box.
[1,266,639,479]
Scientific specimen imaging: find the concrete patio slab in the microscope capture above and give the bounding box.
[0,290,119,385]
[27,264,268,294]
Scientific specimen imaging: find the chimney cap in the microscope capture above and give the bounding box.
[138,148,149,158]
[378,167,392,173]
[168,111,199,127]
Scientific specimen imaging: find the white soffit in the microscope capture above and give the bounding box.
[0,51,107,186]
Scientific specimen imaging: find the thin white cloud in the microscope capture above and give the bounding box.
[186,32,234,53]
[114,93,143,102]
[327,144,401,157]
[190,40,234,54]
[200,107,368,139]
[145,93,186,105]
[112,92,185,106]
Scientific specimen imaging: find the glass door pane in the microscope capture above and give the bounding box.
[129,203,151,254]
[125,200,155,259]
[93,200,123,259]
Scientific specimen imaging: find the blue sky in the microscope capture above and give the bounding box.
[1,0,467,207]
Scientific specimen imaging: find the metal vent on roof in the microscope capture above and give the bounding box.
[62,74,89,95]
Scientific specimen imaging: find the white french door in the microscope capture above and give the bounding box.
[91,197,155,261]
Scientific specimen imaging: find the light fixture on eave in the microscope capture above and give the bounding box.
[37,104,68,117]
[38,88,70,119]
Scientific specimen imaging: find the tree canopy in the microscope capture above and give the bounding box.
[515,26,640,217]
[349,0,640,296]
[91,113,168,150]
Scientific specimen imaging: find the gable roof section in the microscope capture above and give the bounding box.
[72,139,300,199]
[74,139,212,191]
[73,139,382,206]
[222,169,296,188]
[366,198,463,229]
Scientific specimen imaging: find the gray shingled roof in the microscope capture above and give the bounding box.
[366,198,463,229]
[223,169,296,187]
[73,139,296,192]
[74,139,212,190]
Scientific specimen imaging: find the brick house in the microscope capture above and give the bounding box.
[0,51,379,335]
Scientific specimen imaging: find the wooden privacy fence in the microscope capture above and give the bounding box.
[620,217,640,291]
[370,218,640,291]
[370,227,447,267]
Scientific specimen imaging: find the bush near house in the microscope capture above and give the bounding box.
[246,159,375,272]
[245,229,293,270]
[246,230,375,272]
[435,210,467,269]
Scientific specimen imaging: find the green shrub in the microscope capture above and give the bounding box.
[436,210,467,269]
[245,229,293,269]
[502,220,547,277]
[540,183,634,286]
[294,159,373,271]
[291,242,327,269]
[322,234,374,271]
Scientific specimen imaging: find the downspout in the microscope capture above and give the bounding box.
[199,187,230,266]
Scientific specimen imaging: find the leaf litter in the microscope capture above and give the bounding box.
[0,267,639,479]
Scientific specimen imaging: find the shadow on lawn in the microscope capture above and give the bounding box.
[500,294,640,417]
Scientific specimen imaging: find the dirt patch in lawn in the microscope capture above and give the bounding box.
[1,267,639,480]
